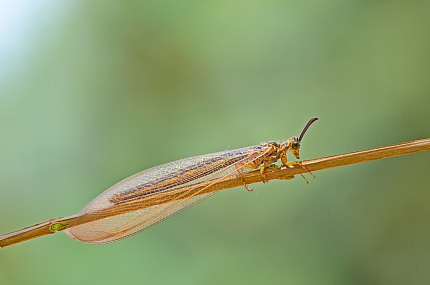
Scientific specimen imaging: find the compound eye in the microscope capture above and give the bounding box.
[291,141,300,150]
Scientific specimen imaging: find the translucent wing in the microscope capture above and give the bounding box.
[64,145,270,244]
[64,192,214,244]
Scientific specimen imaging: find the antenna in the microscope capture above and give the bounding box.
[298,118,318,142]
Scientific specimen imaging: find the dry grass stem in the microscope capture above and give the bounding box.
[1,138,428,248]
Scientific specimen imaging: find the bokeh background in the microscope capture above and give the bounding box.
[1,2,429,285]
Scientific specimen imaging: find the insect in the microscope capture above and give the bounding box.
[0,118,318,247]
[63,118,318,244]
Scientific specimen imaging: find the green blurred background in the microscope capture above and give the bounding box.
[1,2,429,285]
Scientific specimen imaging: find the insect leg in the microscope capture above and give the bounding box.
[235,165,254,192]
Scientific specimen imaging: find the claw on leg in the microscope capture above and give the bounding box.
[299,173,309,184]
[236,166,254,192]
[283,161,316,184]
[243,183,254,192]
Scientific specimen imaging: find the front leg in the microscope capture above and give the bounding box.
[287,161,316,179]
[280,152,289,168]
[259,161,273,183]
